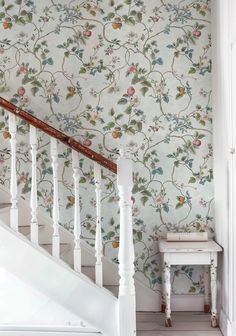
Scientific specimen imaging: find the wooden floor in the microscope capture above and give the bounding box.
[136,312,222,336]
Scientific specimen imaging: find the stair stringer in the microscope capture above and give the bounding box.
[0,220,119,336]
[0,183,162,311]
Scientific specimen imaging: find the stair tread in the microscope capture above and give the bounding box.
[0,203,11,209]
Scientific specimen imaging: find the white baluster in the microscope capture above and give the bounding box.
[72,150,81,272]
[50,138,60,258]
[94,162,103,287]
[117,148,136,336]
[8,113,18,232]
[30,125,38,244]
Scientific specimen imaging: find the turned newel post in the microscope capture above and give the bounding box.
[72,150,81,272]
[117,149,136,336]
[8,113,18,232]
[50,138,60,258]
[30,125,38,244]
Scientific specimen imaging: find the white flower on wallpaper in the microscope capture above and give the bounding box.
[0,0,212,294]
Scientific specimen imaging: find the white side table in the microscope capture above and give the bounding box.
[158,239,222,328]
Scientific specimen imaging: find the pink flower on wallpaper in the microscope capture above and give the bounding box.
[17,87,25,96]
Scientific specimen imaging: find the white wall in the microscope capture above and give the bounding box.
[212,1,236,335]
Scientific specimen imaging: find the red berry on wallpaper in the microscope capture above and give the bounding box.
[192,30,201,37]
[83,30,92,37]
[83,139,92,146]
[127,86,135,97]
[17,87,26,96]
[192,139,202,147]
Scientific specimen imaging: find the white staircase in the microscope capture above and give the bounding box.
[0,97,136,336]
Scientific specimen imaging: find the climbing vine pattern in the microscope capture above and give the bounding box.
[0,0,212,294]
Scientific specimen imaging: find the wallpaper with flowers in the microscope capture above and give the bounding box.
[0,0,212,295]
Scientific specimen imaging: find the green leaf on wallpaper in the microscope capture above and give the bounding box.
[124,0,132,4]
[79,177,86,183]
[79,67,86,74]
[137,231,142,241]
[189,286,196,293]
[0,0,5,6]
[189,177,196,183]
[130,10,137,16]
[141,87,149,96]
[105,121,115,130]
[0,122,5,129]
[31,80,42,87]
[0,12,5,19]
[17,17,26,25]
[31,87,39,96]
[26,12,32,22]
[141,196,149,206]
[15,0,22,4]
[141,80,152,87]
[118,97,128,105]
[106,12,115,19]
[108,0,115,6]
[189,67,196,74]
[136,121,142,132]
[175,203,183,209]
[152,167,163,175]
[137,12,142,22]
[5,4,13,10]
[124,105,132,114]
[163,95,169,103]
[152,57,163,65]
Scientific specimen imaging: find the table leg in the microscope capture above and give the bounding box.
[161,254,166,313]
[210,254,218,327]
[163,257,172,327]
[203,265,210,313]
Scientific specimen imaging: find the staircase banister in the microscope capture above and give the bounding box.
[0,96,117,174]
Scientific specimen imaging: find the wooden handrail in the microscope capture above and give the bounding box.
[0,97,117,174]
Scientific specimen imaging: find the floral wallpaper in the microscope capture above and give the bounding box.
[0,0,212,295]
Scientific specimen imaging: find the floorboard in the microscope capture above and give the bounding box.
[136,312,222,336]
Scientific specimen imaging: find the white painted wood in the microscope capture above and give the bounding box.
[29,125,38,244]
[158,240,223,253]
[117,149,136,336]
[94,163,103,287]
[159,239,222,327]
[72,150,81,273]
[137,331,222,336]
[163,256,171,326]
[204,266,210,311]
[210,252,218,327]
[8,113,18,232]
[50,138,60,258]
[166,232,208,242]
[0,220,118,336]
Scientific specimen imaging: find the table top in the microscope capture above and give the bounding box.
[158,239,223,253]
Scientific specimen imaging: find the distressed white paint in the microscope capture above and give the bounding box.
[50,138,60,258]
[72,150,81,273]
[210,252,218,327]
[203,266,210,312]
[29,126,38,244]
[8,113,18,232]
[159,240,222,328]
[94,163,103,287]
[117,149,136,336]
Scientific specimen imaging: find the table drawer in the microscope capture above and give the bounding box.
[167,252,211,265]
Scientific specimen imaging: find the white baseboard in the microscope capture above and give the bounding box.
[0,326,100,336]
[219,308,236,336]
[171,294,205,311]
